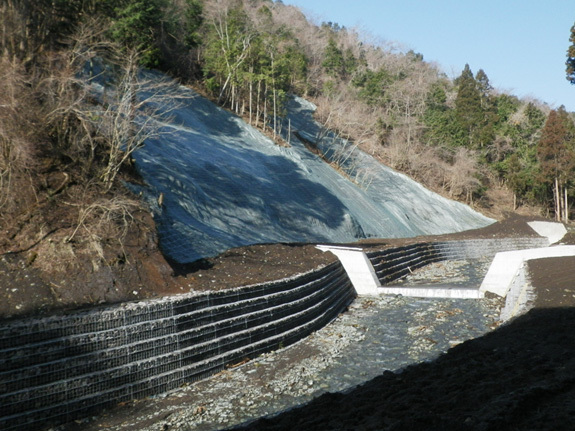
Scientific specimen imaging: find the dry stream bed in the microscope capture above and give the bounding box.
[64,259,503,431]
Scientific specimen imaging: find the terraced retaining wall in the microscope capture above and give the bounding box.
[0,237,551,431]
[366,238,549,285]
[0,262,354,431]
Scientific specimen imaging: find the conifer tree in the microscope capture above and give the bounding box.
[455,64,483,147]
[475,69,492,107]
[537,107,575,221]
[566,22,575,84]
[454,65,498,150]
[322,38,346,79]
[110,0,168,67]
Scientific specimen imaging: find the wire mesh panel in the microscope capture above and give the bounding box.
[366,238,550,286]
[0,261,354,431]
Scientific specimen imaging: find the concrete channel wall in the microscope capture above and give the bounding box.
[499,261,532,322]
[366,238,549,285]
[0,262,354,431]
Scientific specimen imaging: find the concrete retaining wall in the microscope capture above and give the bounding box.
[499,261,533,322]
[0,262,354,431]
[481,245,575,321]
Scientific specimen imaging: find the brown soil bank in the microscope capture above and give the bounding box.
[0,212,546,320]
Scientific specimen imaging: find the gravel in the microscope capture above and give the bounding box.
[70,259,504,431]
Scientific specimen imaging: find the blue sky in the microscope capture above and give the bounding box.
[282,0,575,111]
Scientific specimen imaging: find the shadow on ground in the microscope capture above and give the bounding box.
[233,306,575,431]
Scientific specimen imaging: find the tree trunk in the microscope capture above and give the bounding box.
[555,177,561,222]
[256,80,261,128]
[249,74,253,124]
[263,90,267,131]
[564,184,569,223]
[273,88,277,139]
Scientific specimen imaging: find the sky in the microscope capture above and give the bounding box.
[282,0,575,112]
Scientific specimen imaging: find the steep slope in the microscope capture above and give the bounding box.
[129,75,493,263]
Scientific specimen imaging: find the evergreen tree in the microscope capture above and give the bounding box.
[454,65,498,150]
[184,0,203,48]
[203,6,255,105]
[475,69,492,100]
[423,82,466,147]
[322,38,346,79]
[352,68,393,106]
[537,107,575,221]
[454,64,483,147]
[567,22,575,84]
[494,94,520,124]
[109,0,168,67]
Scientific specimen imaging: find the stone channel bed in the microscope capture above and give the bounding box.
[65,259,503,431]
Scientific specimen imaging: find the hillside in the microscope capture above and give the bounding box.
[127,73,493,264]
[0,0,566,316]
[0,75,492,319]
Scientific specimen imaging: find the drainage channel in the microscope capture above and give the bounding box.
[378,258,493,299]
[72,259,502,431]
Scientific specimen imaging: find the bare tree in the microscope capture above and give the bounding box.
[445,147,482,204]
[43,20,186,191]
[0,55,36,210]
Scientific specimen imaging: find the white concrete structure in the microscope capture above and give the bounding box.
[527,221,567,245]
[321,233,575,303]
[480,245,575,297]
[316,245,381,295]
[317,245,484,298]
[499,262,533,321]
[378,286,484,299]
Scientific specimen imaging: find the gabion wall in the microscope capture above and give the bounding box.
[366,238,549,285]
[0,261,354,431]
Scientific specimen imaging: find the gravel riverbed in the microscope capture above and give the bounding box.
[69,259,503,431]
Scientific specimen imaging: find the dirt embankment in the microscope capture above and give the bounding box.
[0,209,559,321]
[0,184,336,320]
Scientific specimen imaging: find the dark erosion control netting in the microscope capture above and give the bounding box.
[126,75,493,263]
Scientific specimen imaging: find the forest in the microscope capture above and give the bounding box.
[2,0,575,230]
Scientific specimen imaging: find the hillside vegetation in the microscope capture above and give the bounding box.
[3,0,573,221]
[1,0,574,317]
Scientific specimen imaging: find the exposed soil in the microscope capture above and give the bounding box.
[0,209,547,320]
[529,256,575,308]
[0,166,337,320]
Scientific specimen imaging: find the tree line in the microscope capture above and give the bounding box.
[2,0,575,222]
